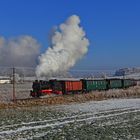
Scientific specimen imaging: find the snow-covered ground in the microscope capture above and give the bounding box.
[0,98,140,139]
[126,73,140,80]
[0,83,32,102]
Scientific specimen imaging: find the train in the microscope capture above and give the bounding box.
[30,78,137,97]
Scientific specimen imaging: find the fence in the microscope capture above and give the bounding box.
[0,67,36,102]
[0,67,120,102]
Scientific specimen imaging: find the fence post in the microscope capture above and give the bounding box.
[12,67,16,102]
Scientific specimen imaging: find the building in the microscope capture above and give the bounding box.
[0,77,11,84]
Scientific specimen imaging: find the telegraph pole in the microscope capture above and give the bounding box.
[12,67,16,102]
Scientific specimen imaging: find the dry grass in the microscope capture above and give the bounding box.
[0,86,140,109]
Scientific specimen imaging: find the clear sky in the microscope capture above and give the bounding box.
[0,0,140,70]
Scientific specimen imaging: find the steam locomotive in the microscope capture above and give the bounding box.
[30,78,137,97]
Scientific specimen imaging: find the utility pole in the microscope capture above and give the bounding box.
[12,67,16,102]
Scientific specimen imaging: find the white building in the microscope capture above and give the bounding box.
[0,77,11,84]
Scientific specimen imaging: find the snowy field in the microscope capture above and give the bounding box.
[0,98,140,139]
[0,83,32,102]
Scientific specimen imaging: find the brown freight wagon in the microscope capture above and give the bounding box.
[50,80,83,94]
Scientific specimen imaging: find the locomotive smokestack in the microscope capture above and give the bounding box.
[36,15,90,77]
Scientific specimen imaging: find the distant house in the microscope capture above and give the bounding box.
[115,68,140,76]
[0,78,11,84]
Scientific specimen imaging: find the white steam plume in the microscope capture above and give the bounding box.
[0,36,40,67]
[36,15,90,77]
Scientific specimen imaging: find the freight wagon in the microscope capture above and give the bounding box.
[123,79,137,88]
[107,79,122,89]
[81,79,107,92]
[50,80,82,94]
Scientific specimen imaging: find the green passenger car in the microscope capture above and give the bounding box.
[123,79,134,88]
[108,79,122,89]
[82,79,107,92]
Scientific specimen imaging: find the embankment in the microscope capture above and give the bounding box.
[0,86,140,109]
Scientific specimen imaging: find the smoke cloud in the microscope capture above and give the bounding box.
[0,36,40,67]
[36,15,89,77]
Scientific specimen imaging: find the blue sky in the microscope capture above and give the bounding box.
[0,0,140,70]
